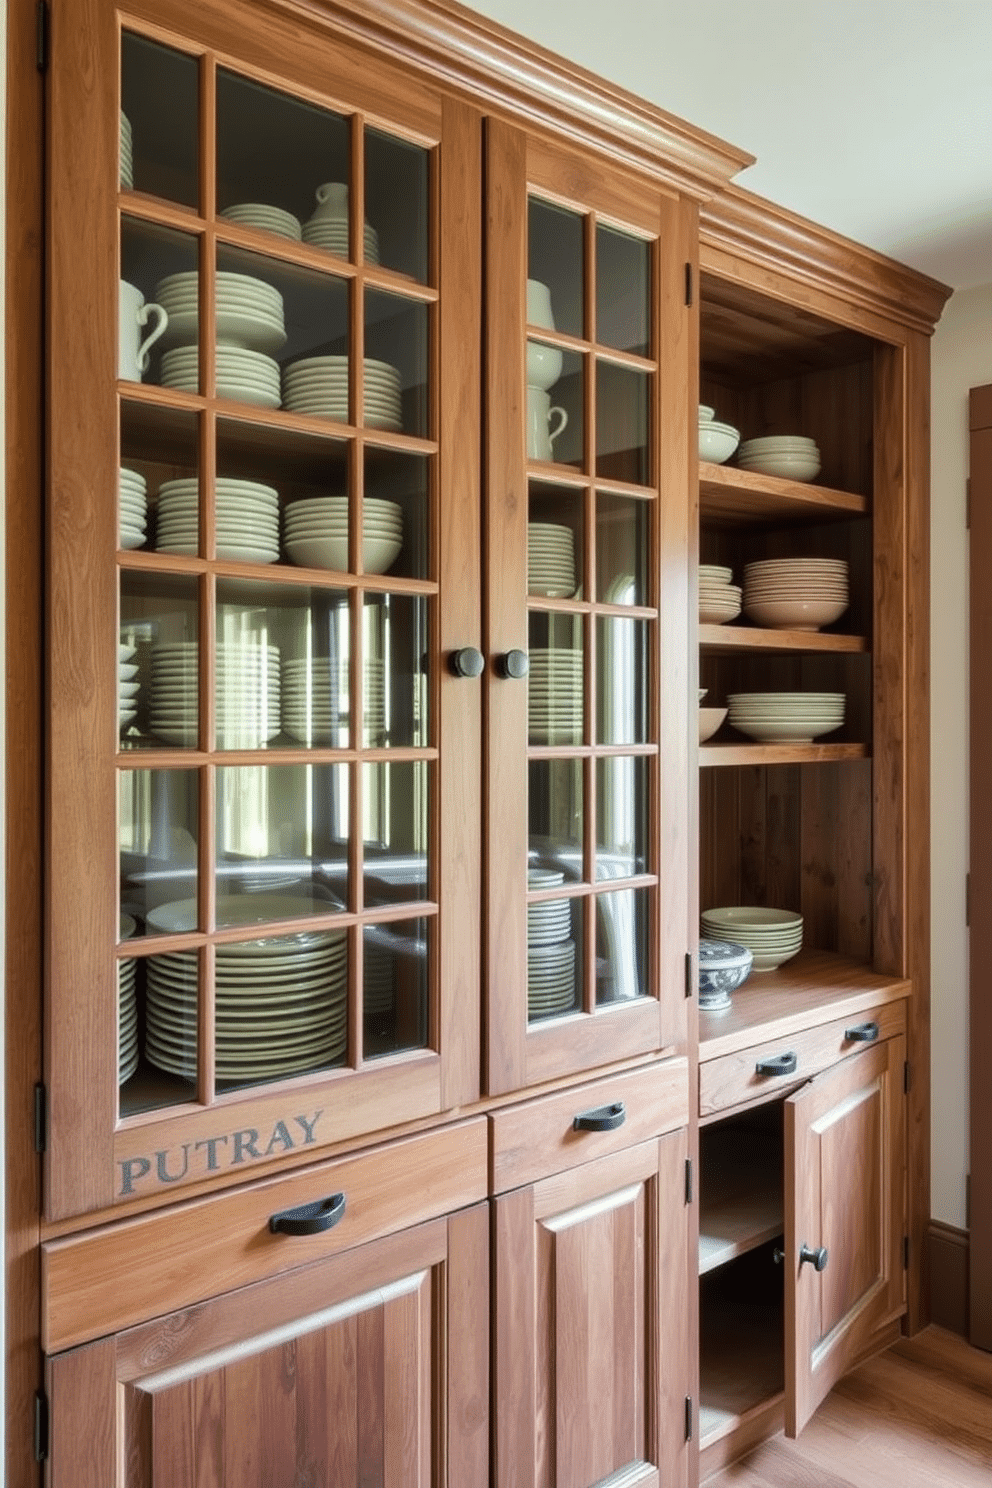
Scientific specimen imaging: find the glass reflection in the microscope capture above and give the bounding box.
[119,769,199,935]
[365,291,428,439]
[596,887,650,1005]
[596,362,650,484]
[120,217,198,392]
[596,616,648,745]
[214,764,350,914]
[363,917,430,1057]
[529,759,583,875]
[528,198,584,338]
[121,34,199,207]
[366,449,430,581]
[529,610,584,746]
[363,594,429,748]
[527,891,583,1023]
[120,399,198,557]
[596,756,647,881]
[363,761,429,907]
[277,589,350,748]
[120,572,198,749]
[596,226,650,356]
[596,494,647,606]
[365,129,429,283]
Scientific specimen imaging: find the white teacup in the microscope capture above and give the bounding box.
[119,280,168,382]
[310,182,349,223]
[527,278,556,330]
[526,386,568,461]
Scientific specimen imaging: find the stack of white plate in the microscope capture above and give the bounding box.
[283,495,402,574]
[727,691,846,744]
[281,656,344,746]
[160,346,282,409]
[528,522,576,597]
[699,563,741,625]
[527,868,576,1018]
[742,558,849,631]
[282,356,402,430]
[154,271,287,354]
[155,477,280,563]
[362,657,387,743]
[701,906,803,972]
[220,203,302,241]
[528,649,583,744]
[698,405,740,464]
[143,895,348,1082]
[119,643,139,733]
[149,641,281,748]
[364,941,395,1018]
[120,110,133,190]
[119,913,138,1084]
[302,217,380,264]
[119,466,147,550]
[737,435,821,482]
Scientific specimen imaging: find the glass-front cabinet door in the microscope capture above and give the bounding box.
[484,125,694,1094]
[47,1,481,1220]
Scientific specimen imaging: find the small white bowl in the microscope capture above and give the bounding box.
[699,706,727,743]
[527,340,564,391]
[699,424,740,463]
[738,453,821,481]
[286,533,401,573]
[743,597,848,631]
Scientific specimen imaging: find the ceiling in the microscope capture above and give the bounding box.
[465,0,992,293]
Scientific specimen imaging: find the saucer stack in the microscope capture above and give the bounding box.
[119,643,139,733]
[155,477,280,563]
[528,648,583,744]
[727,691,845,744]
[737,435,821,482]
[220,203,302,241]
[281,656,344,746]
[742,558,849,631]
[527,868,577,1020]
[118,914,138,1084]
[119,467,147,550]
[282,356,402,431]
[302,212,380,264]
[149,640,281,748]
[160,346,282,409]
[701,906,803,972]
[528,522,576,597]
[120,111,133,189]
[699,564,741,625]
[283,496,402,574]
[154,271,287,356]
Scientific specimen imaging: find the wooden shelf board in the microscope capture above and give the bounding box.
[700,741,868,767]
[699,623,868,654]
[699,1294,784,1443]
[698,949,909,1062]
[699,461,868,525]
[699,1130,783,1275]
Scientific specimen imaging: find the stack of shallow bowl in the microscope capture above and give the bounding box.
[220,203,302,240]
[283,495,402,573]
[528,522,576,597]
[527,867,576,1020]
[120,110,133,189]
[119,466,147,550]
[155,477,280,563]
[119,643,139,734]
[282,356,402,430]
[698,405,740,464]
[155,271,287,355]
[528,649,583,744]
[701,907,803,972]
[160,345,282,409]
[727,691,845,744]
[119,913,138,1084]
[742,557,849,631]
[149,640,281,748]
[699,563,741,625]
[737,435,821,482]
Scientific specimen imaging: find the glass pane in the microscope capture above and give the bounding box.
[528,893,583,1023]
[596,226,650,355]
[120,217,198,389]
[120,400,198,556]
[278,587,351,749]
[364,918,430,1057]
[363,595,429,748]
[215,764,350,911]
[143,949,198,1092]
[528,493,582,601]
[596,494,648,605]
[596,362,650,484]
[120,769,199,934]
[121,34,198,207]
[528,199,583,338]
[531,350,583,469]
[596,616,649,745]
[365,290,428,439]
[367,449,430,581]
[363,762,429,906]
[596,756,647,881]
[529,610,584,746]
[214,586,283,750]
[216,68,349,244]
[365,129,429,283]
[217,420,350,572]
[596,886,650,1005]
[120,572,199,750]
[529,758,583,879]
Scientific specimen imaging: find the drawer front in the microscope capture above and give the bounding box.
[699,1003,905,1117]
[490,1057,688,1194]
[43,1117,487,1354]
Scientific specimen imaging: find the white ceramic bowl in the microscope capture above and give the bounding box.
[699,424,740,464]
[743,597,848,631]
[738,453,821,481]
[699,706,727,743]
[286,533,401,573]
[527,340,564,391]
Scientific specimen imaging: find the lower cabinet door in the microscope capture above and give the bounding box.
[493,1129,690,1488]
[46,1203,489,1487]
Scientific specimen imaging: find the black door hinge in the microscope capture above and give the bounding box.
[685,950,693,999]
[966,476,971,529]
[903,1235,910,1270]
[685,1157,693,1204]
[966,871,970,927]
[36,1,49,71]
[684,263,693,307]
[34,1390,49,1462]
[684,1395,693,1441]
[34,1082,47,1154]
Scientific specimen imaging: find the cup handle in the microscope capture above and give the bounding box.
[547,406,568,446]
[136,303,169,373]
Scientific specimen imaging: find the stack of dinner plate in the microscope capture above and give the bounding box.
[283,495,402,574]
[220,203,302,240]
[282,356,402,430]
[701,906,803,972]
[699,563,741,625]
[362,657,387,745]
[527,867,577,1019]
[120,110,133,189]
[119,643,139,733]
[528,522,576,597]
[119,913,138,1084]
[727,691,846,744]
[364,940,395,1018]
[737,435,821,482]
[155,477,280,563]
[742,558,849,631]
[119,466,147,550]
[281,655,344,746]
[154,271,287,354]
[149,640,281,748]
[528,648,583,744]
[160,346,282,409]
[302,216,380,264]
[142,895,348,1082]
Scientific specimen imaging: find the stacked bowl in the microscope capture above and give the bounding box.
[742,557,849,632]
[155,271,287,356]
[528,522,576,597]
[119,643,139,734]
[281,656,344,746]
[701,907,803,972]
[527,868,577,1020]
[160,345,282,408]
[120,111,133,189]
[118,913,138,1085]
[282,356,402,430]
[737,435,821,482]
[119,467,147,550]
[283,495,402,574]
[699,563,741,625]
[528,648,583,744]
[149,640,281,748]
[220,203,302,241]
[727,691,845,744]
[155,477,280,563]
[698,405,740,464]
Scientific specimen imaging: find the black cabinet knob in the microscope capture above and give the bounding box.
[449,647,484,678]
[799,1242,829,1272]
[497,649,530,679]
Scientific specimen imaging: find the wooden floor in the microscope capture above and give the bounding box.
[704,1327,992,1486]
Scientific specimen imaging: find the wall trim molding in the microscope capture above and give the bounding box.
[927,1219,969,1337]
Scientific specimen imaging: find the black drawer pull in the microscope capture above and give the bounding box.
[573,1100,626,1133]
[799,1242,829,1272]
[756,1052,798,1077]
[844,1021,879,1043]
[269,1192,346,1237]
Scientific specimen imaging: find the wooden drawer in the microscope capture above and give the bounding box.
[699,1003,905,1118]
[43,1116,487,1354]
[489,1057,688,1194]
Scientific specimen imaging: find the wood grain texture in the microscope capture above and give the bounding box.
[47,1337,118,1488]
[699,462,867,525]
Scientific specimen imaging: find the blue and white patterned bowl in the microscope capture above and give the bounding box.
[698,939,753,1010]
